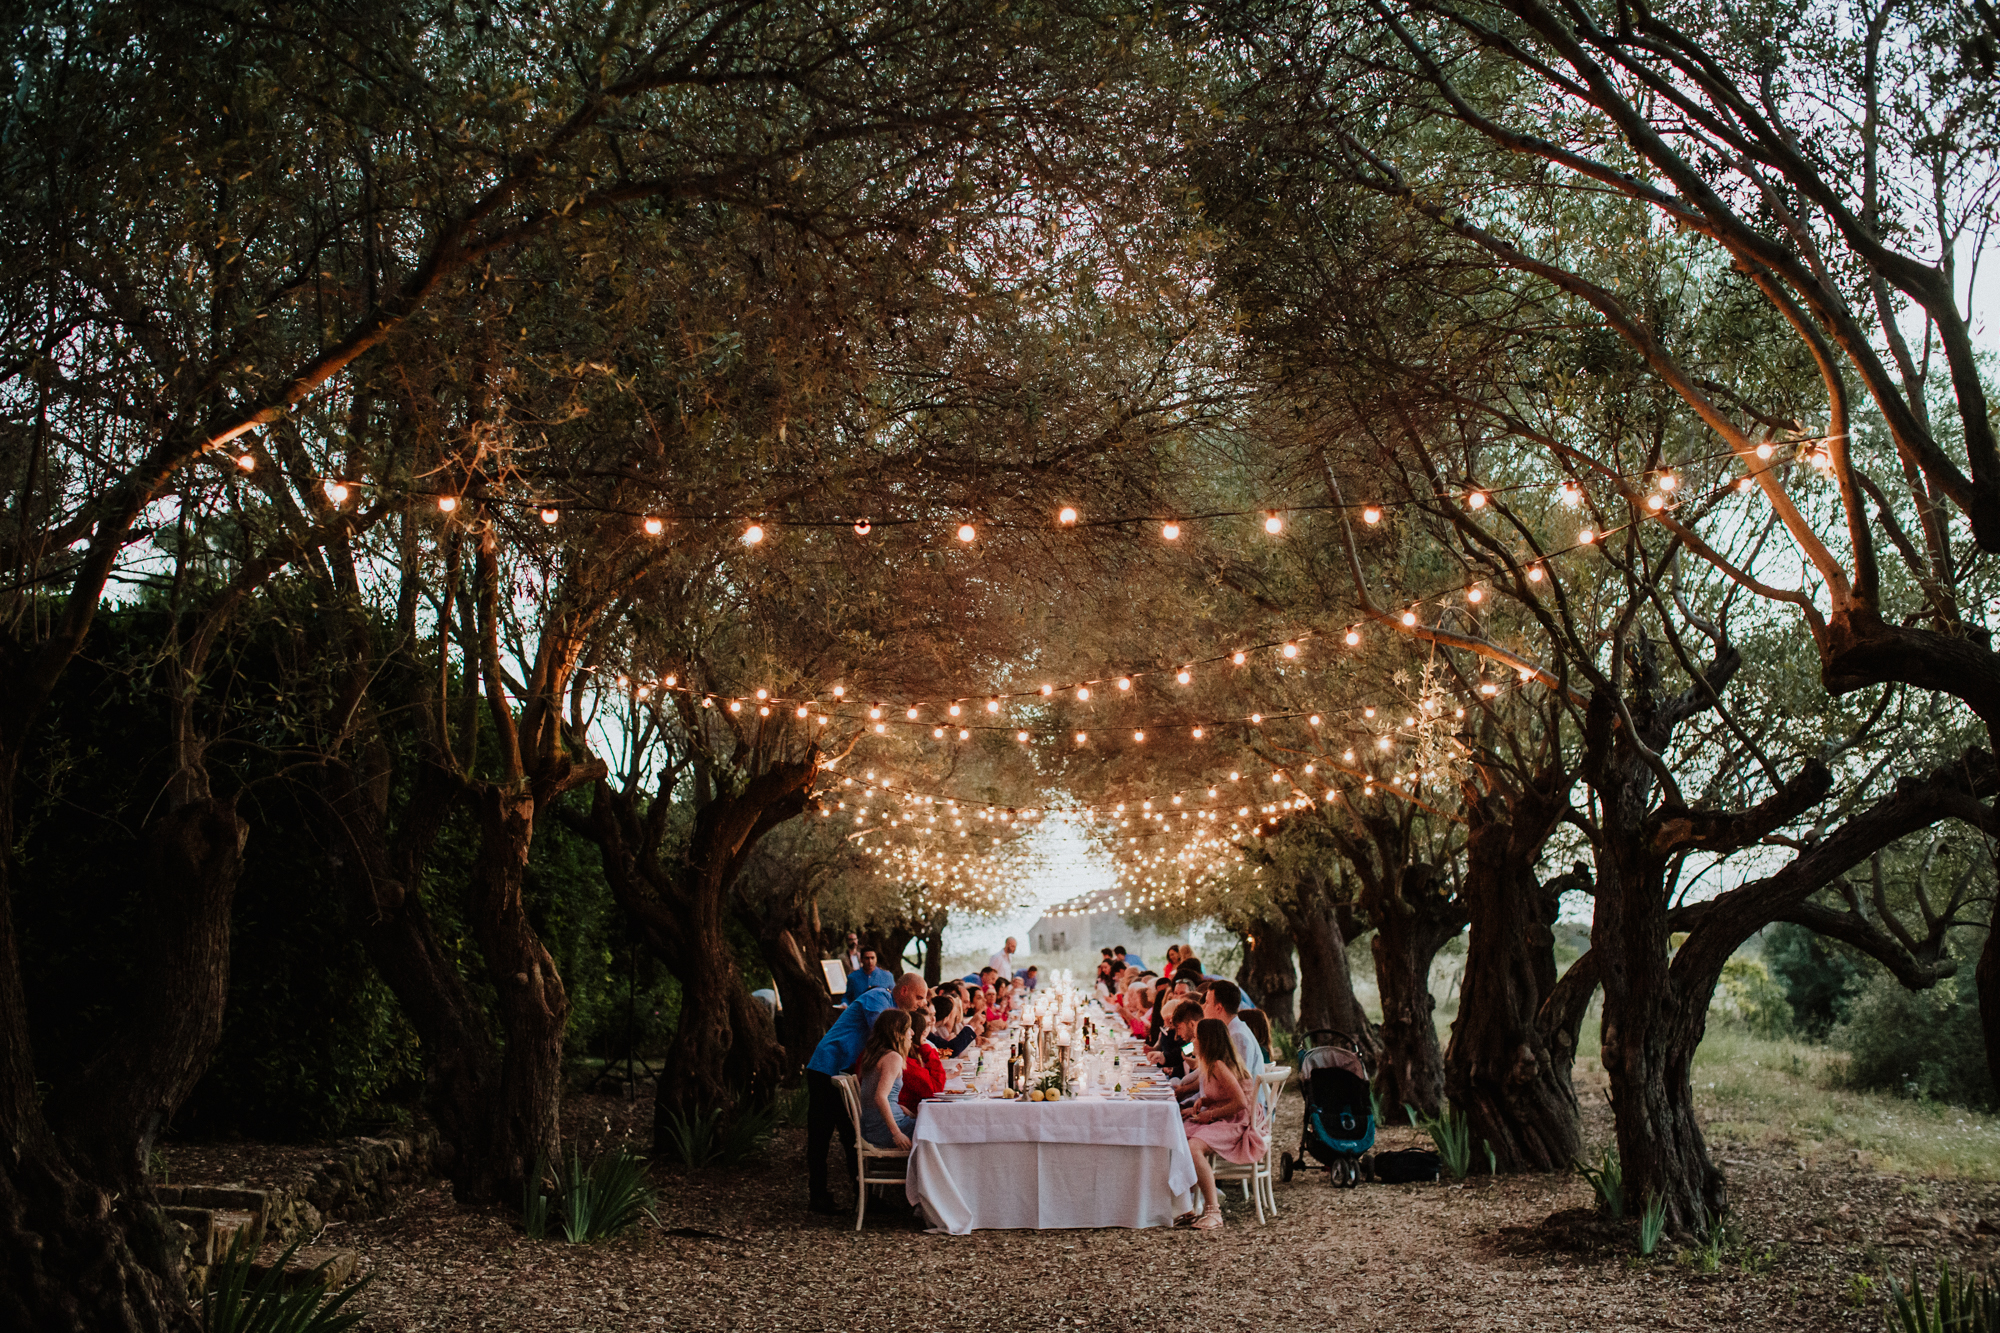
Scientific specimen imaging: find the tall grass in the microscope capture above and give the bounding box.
[520,1145,657,1243]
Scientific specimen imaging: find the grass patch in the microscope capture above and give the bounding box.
[1692,1029,2000,1180]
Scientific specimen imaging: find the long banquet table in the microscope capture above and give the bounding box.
[905,1095,1198,1234]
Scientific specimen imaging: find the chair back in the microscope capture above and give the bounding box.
[1255,1065,1291,1128]
[831,1073,865,1139]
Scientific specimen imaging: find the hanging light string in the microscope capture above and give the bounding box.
[613,443,1810,722]
[229,435,1786,551]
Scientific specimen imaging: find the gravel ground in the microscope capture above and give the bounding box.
[215,1087,1999,1333]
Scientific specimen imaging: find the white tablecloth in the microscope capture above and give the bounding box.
[906,1097,1197,1233]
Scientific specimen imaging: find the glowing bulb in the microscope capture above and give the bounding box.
[1192,727,1204,739]
[1132,730,1145,742]
[869,706,882,719]
[1755,442,1774,460]
[1264,512,1283,534]
[1177,669,1191,684]
[1282,643,1299,658]
[1647,495,1664,511]
[1345,629,1361,646]
[958,728,969,740]
[1074,732,1087,745]
[437,495,458,513]
[1364,708,1375,718]
[1116,677,1131,691]
[756,689,768,700]
[1737,477,1754,492]
[1467,587,1483,603]
[907,707,920,720]
[1250,713,1262,724]
[1309,714,1321,726]
[832,685,845,698]
[1402,610,1418,626]
[957,523,976,542]
[1378,737,1392,751]
[933,727,945,738]
[729,700,742,712]
[1041,684,1054,696]
[1528,566,1544,582]
[1518,666,1534,681]
[1480,682,1498,696]
[235,453,257,472]
[1468,490,1487,509]
[1076,686,1090,701]
[1231,651,1246,665]
[663,675,677,687]
[1659,473,1677,491]
[986,698,1000,713]
[759,706,770,716]
[323,481,350,504]
[1230,772,1240,781]
[540,508,559,524]
[853,519,871,536]
[1058,507,1078,525]
[1579,528,1594,544]
[642,516,664,536]
[1017,731,1029,742]
[1362,506,1381,525]
[1560,484,1580,507]
[743,524,764,544]
[1162,522,1180,540]
[796,705,808,718]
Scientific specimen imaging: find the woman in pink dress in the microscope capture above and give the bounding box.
[1179,1018,1266,1230]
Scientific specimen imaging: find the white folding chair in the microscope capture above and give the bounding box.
[831,1073,910,1231]
[1212,1065,1290,1223]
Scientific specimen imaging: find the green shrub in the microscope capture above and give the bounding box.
[1410,1103,1472,1179]
[1887,1259,2000,1333]
[1834,968,1995,1109]
[661,1096,784,1168]
[521,1146,657,1243]
[1709,956,1794,1039]
[1577,1147,1624,1218]
[1638,1193,1668,1255]
[1763,922,1864,1039]
[204,1236,369,1333]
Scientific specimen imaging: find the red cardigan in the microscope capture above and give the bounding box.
[900,1043,946,1114]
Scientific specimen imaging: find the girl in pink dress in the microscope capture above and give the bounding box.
[1180,1018,1267,1230]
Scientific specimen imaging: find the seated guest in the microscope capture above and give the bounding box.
[1238,1007,1274,1064]
[932,994,978,1057]
[1156,998,1204,1086]
[1202,979,1266,1080]
[900,1009,947,1113]
[1014,964,1040,991]
[858,1009,917,1150]
[1174,957,1204,984]
[804,971,927,1213]
[988,975,1015,1022]
[1112,943,1147,971]
[1165,944,1182,974]
[843,947,895,1001]
[1179,1018,1267,1231]
[1147,982,1172,1044]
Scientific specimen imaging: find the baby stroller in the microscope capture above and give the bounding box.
[1281,1030,1375,1188]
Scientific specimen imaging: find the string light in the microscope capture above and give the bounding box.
[643,516,664,535]
[437,495,458,513]
[1059,507,1078,525]
[235,453,257,472]
[324,481,349,504]
[540,508,559,524]
[1162,522,1180,540]
[744,524,764,544]
[957,523,977,542]
[1467,490,1487,509]
[854,520,871,535]
[1363,506,1381,525]
[1264,512,1284,534]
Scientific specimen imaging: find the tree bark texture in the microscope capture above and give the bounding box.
[1234,911,1298,1031]
[586,759,812,1145]
[1281,892,1376,1057]
[923,928,945,987]
[317,757,506,1201]
[1983,896,2000,1099]
[743,903,837,1080]
[1444,773,1583,1173]
[462,784,571,1198]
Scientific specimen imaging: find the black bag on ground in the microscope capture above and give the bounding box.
[1367,1149,1441,1183]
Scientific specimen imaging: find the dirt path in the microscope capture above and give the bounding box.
[273,1090,2000,1332]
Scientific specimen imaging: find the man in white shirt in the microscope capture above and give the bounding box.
[1203,980,1266,1082]
[987,937,1017,978]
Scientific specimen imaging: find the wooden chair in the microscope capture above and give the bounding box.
[1212,1065,1291,1223]
[831,1073,911,1231]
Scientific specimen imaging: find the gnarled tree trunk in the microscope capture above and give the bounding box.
[1281,891,1374,1055]
[1364,862,1463,1122]
[1235,911,1298,1031]
[1444,770,1583,1173]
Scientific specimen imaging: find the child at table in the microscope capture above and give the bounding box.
[900,1008,947,1114]
[859,1010,917,1151]
[1179,1018,1267,1230]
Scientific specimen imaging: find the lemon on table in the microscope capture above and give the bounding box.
[1028,1088,1044,1101]
[1044,1089,1062,1101]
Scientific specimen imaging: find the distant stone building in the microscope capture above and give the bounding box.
[1022,909,1174,971]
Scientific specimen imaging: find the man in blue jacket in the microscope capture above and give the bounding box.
[842,947,894,1001]
[806,971,929,1214]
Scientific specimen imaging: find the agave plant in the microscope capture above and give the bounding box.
[204,1235,369,1333]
